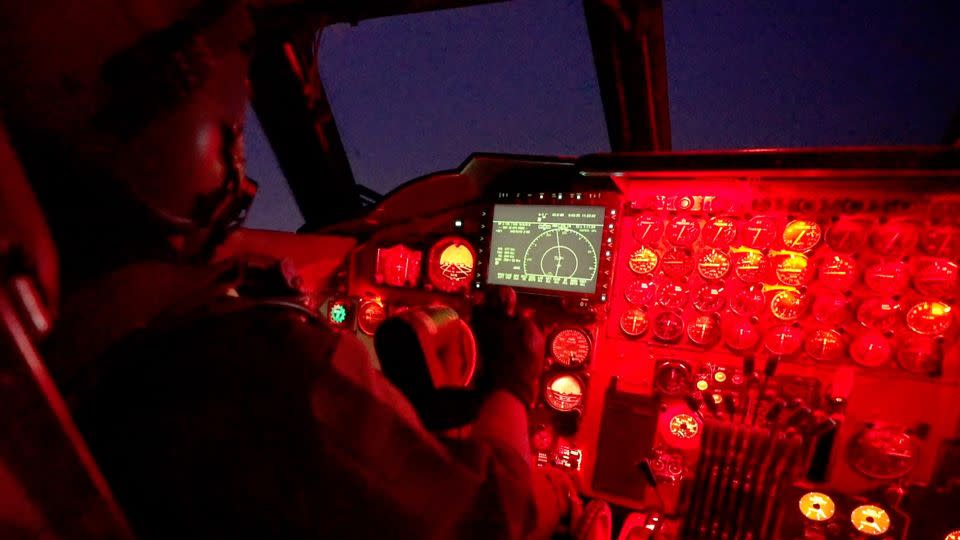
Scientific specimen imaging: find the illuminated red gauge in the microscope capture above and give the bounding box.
[906,300,953,335]
[703,217,738,247]
[848,426,919,480]
[850,505,891,537]
[628,247,659,275]
[357,299,387,335]
[897,335,941,374]
[857,298,902,331]
[668,413,700,439]
[783,219,822,252]
[376,244,423,287]
[544,373,584,412]
[919,225,959,257]
[774,252,812,287]
[764,325,804,355]
[652,311,686,342]
[656,281,689,309]
[912,258,959,296]
[722,318,760,351]
[731,247,767,283]
[665,216,700,247]
[661,247,694,278]
[530,424,556,453]
[619,307,650,337]
[805,329,844,361]
[687,313,721,346]
[549,328,592,367]
[870,220,918,256]
[770,289,804,321]
[864,262,909,294]
[850,332,893,367]
[827,218,868,253]
[625,279,657,305]
[427,237,476,293]
[743,216,779,249]
[633,213,664,244]
[818,255,857,290]
[693,283,726,312]
[730,285,766,316]
[697,249,731,280]
[812,293,851,325]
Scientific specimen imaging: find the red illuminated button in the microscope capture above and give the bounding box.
[619,307,650,337]
[897,336,941,374]
[864,262,909,294]
[665,216,700,246]
[805,329,844,361]
[693,283,726,312]
[633,213,664,244]
[731,247,767,283]
[764,325,804,355]
[703,217,739,247]
[857,298,901,331]
[770,289,804,321]
[912,259,959,296]
[743,216,779,249]
[628,247,659,275]
[906,300,953,335]
[722,318,760,351]
[871,221,918,256]
[919,226,959,257]
[657,281,689,309]
[549,328,592,367]
[661,247,694,278]
[819,255,857,290]
[783,219,822,252]
[850,332,892,367]
[625,279,657,305]
[697,249,731,280]
[774,252,812,287]
[652,311,685,342]
[687,313,721,346]
[827,219,868,252]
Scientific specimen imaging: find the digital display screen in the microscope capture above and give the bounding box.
[487,204,605,294]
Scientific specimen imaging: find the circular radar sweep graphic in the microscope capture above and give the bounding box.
[522,228,599,281]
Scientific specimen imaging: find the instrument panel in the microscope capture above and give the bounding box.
[320,148,960,539]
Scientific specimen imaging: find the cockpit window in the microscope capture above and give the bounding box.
[243,107,306,232]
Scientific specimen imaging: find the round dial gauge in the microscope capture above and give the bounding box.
[805,329,844,361]
[864,262,909,294]
[668,414,700,439]
[775,253,812,287]
[657,281,689,309]
[812,293,851,325]
[946,531,960,540]
[912,259,959,296]
[898,336,941,374]
[848,426,918,480]
[764,325,804,355]
[850,505,891,536]
[549,328,592,367]
[428,237,476,292]
[730,285,766,316]
[625,279,657,305]
[633,214,664,244]
[819,255,857,290]
[798,492,836,522]
[906,300,953,335]
[919,226,959,257]
[722,318,759,351]
[661,247,694,278]
[850,332,892,367]
[743,216,779,249]
[665,216,700,246]
[523,229,599,281]
[871,221,918,256]
[770,289,804,321]
[827,219,868,252]
[697,249,731,280]
[857,298,901,331]
[732,248,767,283]
[703,217,738,247]
[544,374,583,412]
[687,313,721,346]
[783,219,822,251]
[652,311,685,342]
[628,247,659,275]
[357,299,387,336]
[619,307,650,337]
[693,283,726,312]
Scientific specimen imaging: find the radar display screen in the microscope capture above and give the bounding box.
[488,204,605,294]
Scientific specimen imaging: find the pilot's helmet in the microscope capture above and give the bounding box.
[0,0,256,256]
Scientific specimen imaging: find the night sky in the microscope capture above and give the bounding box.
[243,0,960,232]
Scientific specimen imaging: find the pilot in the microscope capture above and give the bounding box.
[0,1,573,538]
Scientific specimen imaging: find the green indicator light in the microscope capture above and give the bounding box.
[329,303,348,324]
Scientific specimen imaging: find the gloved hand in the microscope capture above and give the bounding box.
[471,286,545,406]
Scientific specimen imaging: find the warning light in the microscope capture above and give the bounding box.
[696,379,709,391]
[327,299,352,328]
[798,492,835,522]
[711,393,723,404]
[713,371,727,383]
[668,413,699,439]
[850,505,890,536]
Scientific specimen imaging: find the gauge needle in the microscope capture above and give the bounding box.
[555,230,563,275]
